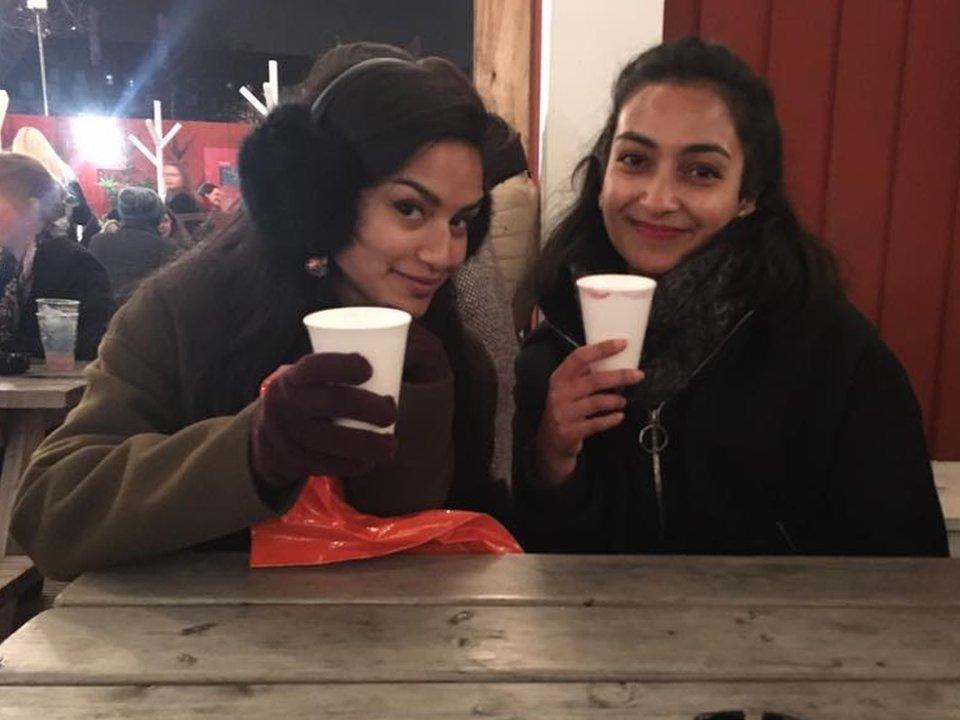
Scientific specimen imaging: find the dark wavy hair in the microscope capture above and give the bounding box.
[153,42,493,440]
[535,36,841,325]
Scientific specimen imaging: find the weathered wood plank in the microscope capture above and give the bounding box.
[0,682,958,720]
[0,375,86,410]
[56,552,960,608]
[935,461,959,531]
[0,557,41,640]
[473,0,533,154]
[0,558,40,607]
[0,412,55,555]
[2,604,958,685]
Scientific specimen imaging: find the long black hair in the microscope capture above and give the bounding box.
[535,36,841,326]
[153,42,492,430]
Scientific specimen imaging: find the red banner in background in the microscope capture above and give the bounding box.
[202,146,241,210]
[1,113,251,217]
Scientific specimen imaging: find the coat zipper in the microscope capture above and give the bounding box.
[635,309,757,538]
[638,403,669,532]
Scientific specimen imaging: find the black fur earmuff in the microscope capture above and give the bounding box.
[238,58,410,267]
[239,103,363,266]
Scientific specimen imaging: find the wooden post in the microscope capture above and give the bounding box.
[0,90,8,150]
[473,0,536,165]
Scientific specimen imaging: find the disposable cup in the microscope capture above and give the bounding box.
[576,274,656,373]
[35,298,79,372]
[302,306,412,433]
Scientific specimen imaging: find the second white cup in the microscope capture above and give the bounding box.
[576,274,657,373]
[302,306,412,433]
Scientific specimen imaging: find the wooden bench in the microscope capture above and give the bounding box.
[0,364,87,555]
[933,461,959,557]
[0,557,41,641]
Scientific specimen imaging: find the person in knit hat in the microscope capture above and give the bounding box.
[88,187,177,306]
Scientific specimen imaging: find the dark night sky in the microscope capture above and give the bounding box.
[92,0,472,66]
[1,0,472,118]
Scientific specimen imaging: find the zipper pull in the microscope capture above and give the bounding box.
[638,405,669,534]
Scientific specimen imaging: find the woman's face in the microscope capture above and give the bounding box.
[157,213,173,238]
[599,82,755,277]
[334,139,484,318]
[163,164,184,192]
[207,187,222,208]
[0,194,42,251]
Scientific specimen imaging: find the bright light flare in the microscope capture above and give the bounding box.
[70,115,125,169]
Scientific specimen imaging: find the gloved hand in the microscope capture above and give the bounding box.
[402,322,453,385]
[250,352,398,488]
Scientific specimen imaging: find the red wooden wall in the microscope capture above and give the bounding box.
[1,114,252,217]
[666,0,960,459]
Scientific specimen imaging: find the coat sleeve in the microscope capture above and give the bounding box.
[824,340,949,556]
[512,330,606,552]
[11,281,295,580]
[73,251,115,360]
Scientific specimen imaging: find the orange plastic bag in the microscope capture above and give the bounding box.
[250,475,521,567]
[249,368,522,568]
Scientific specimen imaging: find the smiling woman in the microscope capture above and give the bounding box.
[599,83,755,277]
[336,141,484,316]
[11,42,509,581]
[514,37,948,559]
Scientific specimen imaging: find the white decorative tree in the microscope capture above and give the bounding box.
[240,60,280,117]
[127,100,182,200]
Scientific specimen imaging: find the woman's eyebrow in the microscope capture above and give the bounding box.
[392,178,483,215]
[614,131,657,148]
[683,142,731,159]
[614,132,731,159]
[390,178,440,206]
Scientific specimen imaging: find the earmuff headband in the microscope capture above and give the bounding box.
[310,57,412,119]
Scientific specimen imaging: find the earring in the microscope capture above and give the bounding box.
[305,256,328,278]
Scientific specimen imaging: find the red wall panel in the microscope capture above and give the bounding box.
[665,0,960,457]
[766,0,842,235]
[663,0,701,41]
[821,0,908,322]
[934,185,960,456]
[880,0,960,450]
[699,0,770,74]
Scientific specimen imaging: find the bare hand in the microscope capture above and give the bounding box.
[534,339,644,487]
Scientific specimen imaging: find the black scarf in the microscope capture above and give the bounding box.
[630,220,755,410]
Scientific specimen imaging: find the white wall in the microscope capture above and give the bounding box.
[538,0,664,240]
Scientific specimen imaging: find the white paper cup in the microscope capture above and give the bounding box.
[576,274,656,373]
[302,307,412,433]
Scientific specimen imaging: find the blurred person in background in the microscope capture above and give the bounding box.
[196,182,223,212]
[11,127,101,246]
[0,153,112,362]
[88,187,178,306]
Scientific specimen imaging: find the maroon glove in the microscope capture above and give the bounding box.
[402,322,453,385]
[250,353,398,488]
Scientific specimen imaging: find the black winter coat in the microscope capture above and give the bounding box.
[514,295,948,557]
[88,224,177,305]
[0,236,113,361]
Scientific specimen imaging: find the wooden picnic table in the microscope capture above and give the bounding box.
[0,552,958,718]
[0,363,87,555]
[934,461,960,556]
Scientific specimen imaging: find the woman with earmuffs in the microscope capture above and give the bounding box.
[13,42,510,580]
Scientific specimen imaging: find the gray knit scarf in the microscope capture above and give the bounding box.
[629,231,752,411]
